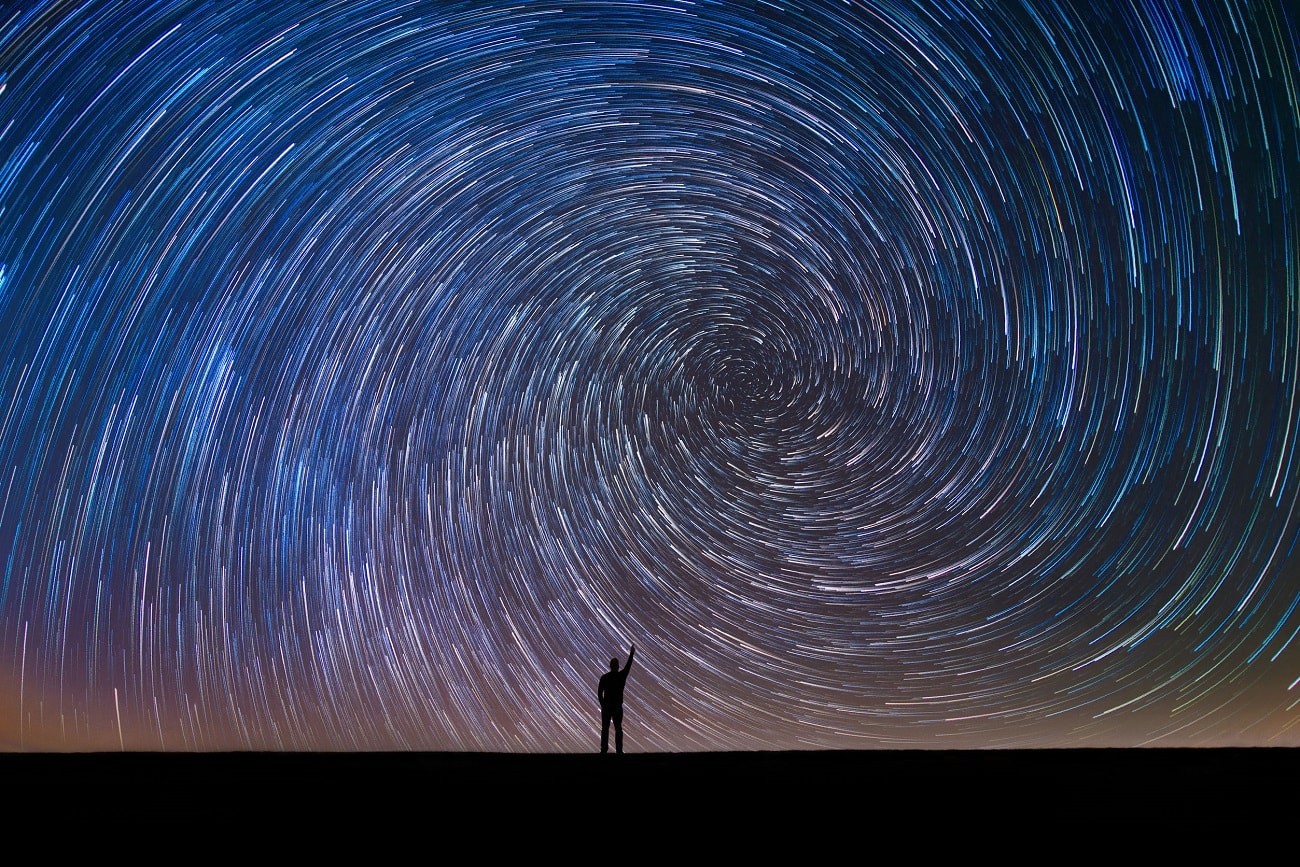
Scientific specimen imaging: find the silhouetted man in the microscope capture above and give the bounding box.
[598,644,635,754]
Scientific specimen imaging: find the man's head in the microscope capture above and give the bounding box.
[610,658,620,672]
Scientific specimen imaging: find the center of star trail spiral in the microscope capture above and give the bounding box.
[0,0,1297,751]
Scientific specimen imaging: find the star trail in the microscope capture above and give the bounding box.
[1,0,1298,752]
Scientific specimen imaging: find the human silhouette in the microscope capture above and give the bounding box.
[598,643,635,754]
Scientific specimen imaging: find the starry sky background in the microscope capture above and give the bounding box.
[1,0,1298,752]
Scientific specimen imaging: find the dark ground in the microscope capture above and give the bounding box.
[4,747,1291,829]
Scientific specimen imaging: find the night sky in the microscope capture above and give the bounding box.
[1,0,1298,752]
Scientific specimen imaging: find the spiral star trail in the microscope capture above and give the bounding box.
[0,0,1297,752]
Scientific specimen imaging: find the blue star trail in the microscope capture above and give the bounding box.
[0,0,1297,751]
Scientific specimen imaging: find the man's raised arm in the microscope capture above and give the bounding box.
[624,644,635,676]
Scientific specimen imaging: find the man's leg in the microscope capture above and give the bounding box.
[613,707,624,754]
[601,707,611,753]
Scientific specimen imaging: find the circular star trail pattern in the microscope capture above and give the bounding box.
[1,1,1298,751]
